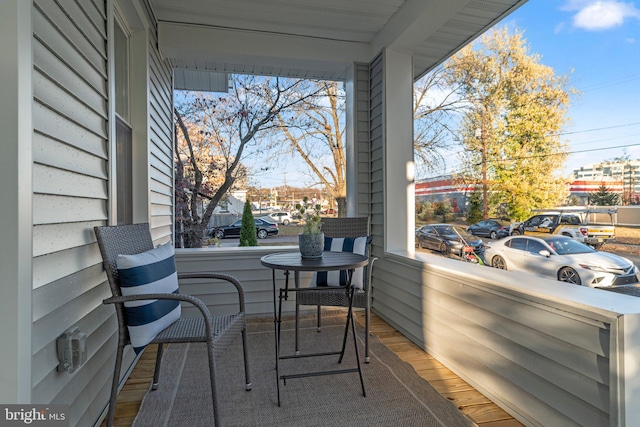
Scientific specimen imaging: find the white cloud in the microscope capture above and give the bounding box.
[563,1,640,30]
[554,22,567,34]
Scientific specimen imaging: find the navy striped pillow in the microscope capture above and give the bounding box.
[315,236,370,289]
[117,243,181,354]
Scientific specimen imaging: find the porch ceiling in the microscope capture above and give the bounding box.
[150,0,526,83]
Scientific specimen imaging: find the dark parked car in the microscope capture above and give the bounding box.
[211,218,279,239]
[466,219,510,240]
[415,224,484,256]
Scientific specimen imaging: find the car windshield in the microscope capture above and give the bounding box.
[434,225,463,235]
[543,237,595,255]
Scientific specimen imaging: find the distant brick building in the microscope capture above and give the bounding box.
[415,176,478,213]
[415,175,624,214]
[569,180,623,205]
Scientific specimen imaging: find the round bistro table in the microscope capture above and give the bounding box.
[260,251,369,406]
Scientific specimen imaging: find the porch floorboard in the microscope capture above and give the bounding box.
[101,312,523,427]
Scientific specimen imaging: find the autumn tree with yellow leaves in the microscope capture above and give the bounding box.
[416,28,577,221]
[453,28,576,220]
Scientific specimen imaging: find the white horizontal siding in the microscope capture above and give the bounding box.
[150,162,173,187]
[33,40,107,115]
[353,62,371,218]
[372,251,627,427]
[32,241,103,289]
[34,0,107,77]
[33,163,107,199]
[34,70,107,137]
[30,0,110,423]
[33,133,107,179]
[368,53,384,257]
[32,14,106,91]
[33,103,107,159]
[32,221,105,257]
[175,247,313,317]
[148,26,174,240]
[33,194,107,225]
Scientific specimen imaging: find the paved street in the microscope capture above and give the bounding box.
[220,234,640,272]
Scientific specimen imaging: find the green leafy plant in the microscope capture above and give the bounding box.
[295,197,323,235]
[240,199,258,246]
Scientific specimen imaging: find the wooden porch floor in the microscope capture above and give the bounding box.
[102,312,523,426]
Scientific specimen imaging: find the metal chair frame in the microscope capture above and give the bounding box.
[294,217,376,362]
[94,223,251,427]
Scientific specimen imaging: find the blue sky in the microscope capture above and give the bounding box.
[503,0,640,175]
[235,0,640,188]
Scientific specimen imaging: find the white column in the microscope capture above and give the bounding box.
[0,0,33,403]
[345,64,357,217]
[382,49,415,252]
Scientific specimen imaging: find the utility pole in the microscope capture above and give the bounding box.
[476,127,488,220]
[258,167,270,213]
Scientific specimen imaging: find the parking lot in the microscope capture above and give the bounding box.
[215,222,640,272]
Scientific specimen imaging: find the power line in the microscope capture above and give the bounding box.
[567,133,640,147]
[422,142,640,180]
[580,74,640,92]
[555,121,640,136]
[503,142,640,162]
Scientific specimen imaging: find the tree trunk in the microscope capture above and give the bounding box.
[181,222,206,248]
[336,197,347,217]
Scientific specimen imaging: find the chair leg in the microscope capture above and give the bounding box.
[364,303,371,363]
[295,301,300,354]
[105,343,125,427]
[316,305,322,332]
[151,344,164,390]
[206,343,221,427]
[241,328,252,391]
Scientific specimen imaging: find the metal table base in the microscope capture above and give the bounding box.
[262,252,369,406]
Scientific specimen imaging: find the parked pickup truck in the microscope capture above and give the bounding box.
[511,208,616,249]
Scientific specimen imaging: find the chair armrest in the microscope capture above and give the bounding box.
[178,271,246,313]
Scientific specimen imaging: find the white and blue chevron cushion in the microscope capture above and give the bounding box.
[315,236,370,289]
[117,243,181,354]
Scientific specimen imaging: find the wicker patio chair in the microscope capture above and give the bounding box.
[94,223,251,427]
[295,217,376,362]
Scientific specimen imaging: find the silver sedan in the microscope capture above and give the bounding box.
[484,235,638,287]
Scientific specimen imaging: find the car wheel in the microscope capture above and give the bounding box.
[558,267,581,285]
[214,230,224,239]
[492,256,507,270]
[283,219,290,225]
[510,230,520,236]
[439,242,448,255]
[490,231,497,240]
[257,229,268,239]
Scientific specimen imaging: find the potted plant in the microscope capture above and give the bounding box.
[296,197,324,258]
